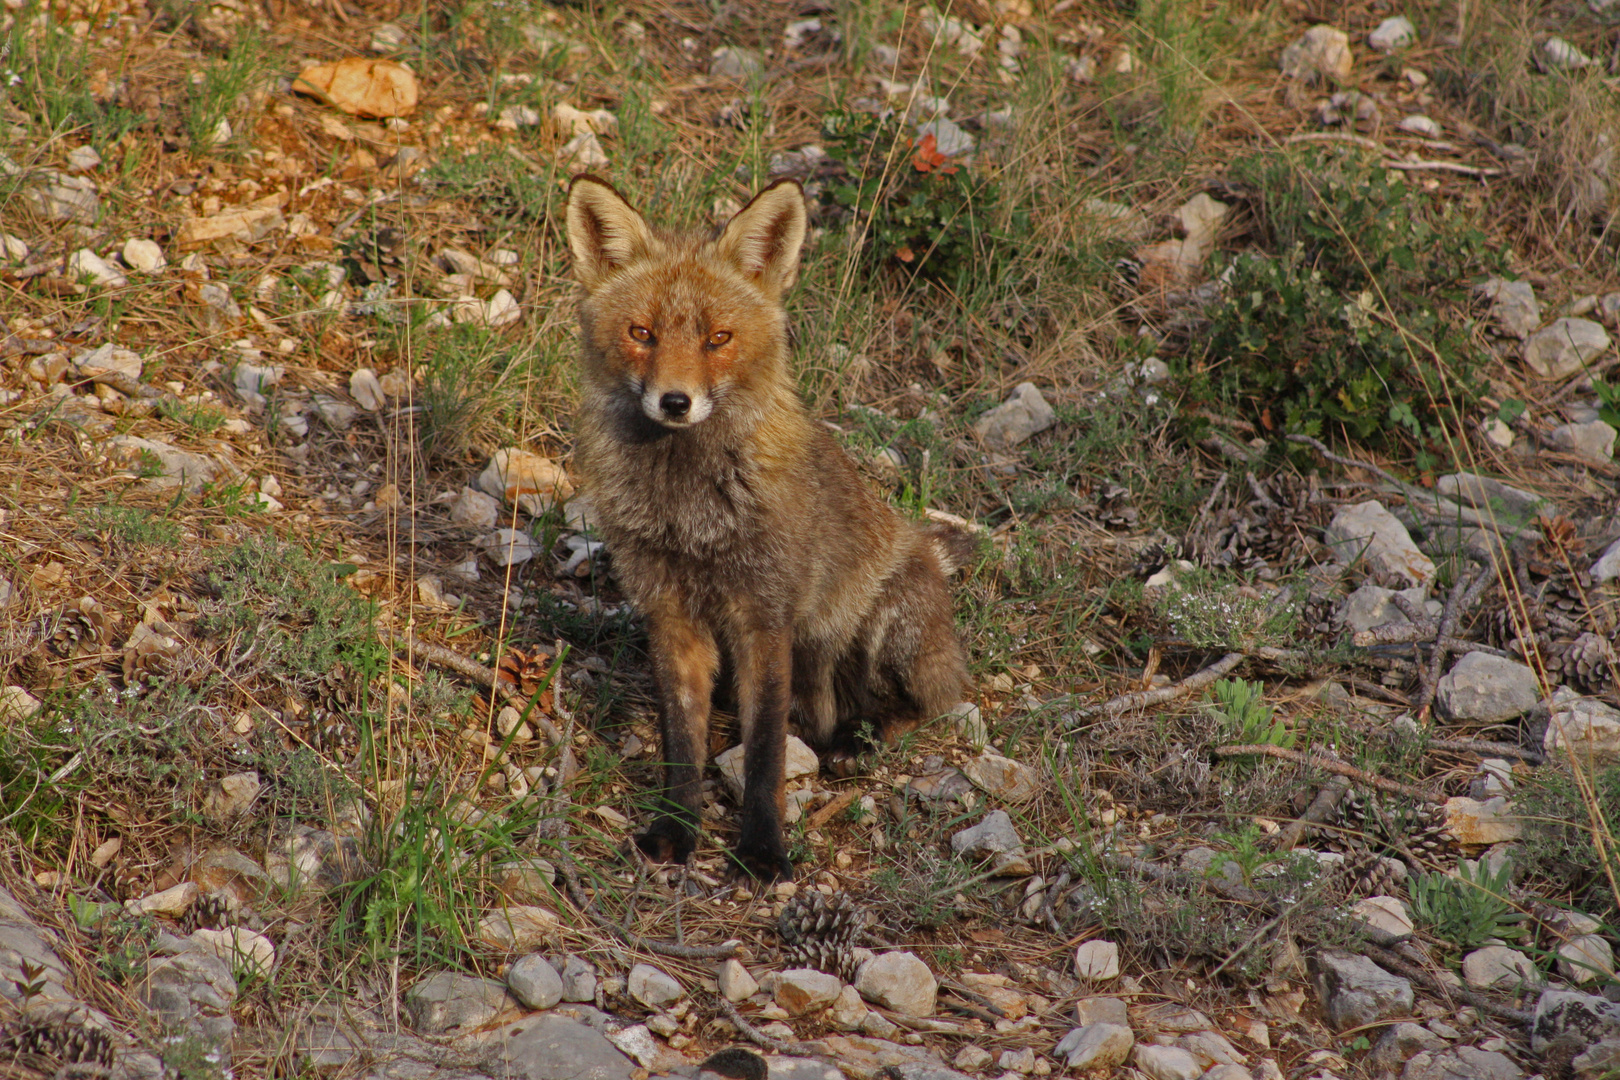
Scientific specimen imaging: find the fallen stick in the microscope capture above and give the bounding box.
[1213,744,1437,802]
[1275,779,1350,852]
[553,845,740,961]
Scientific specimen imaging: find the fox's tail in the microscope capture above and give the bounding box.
[923,520,982,576]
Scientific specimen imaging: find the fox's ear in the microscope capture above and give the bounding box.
[714,180,807,296]
[567,175,653,289]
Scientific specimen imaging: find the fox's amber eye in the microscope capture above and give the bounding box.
[707,331,732,347]
[629,325,652,342]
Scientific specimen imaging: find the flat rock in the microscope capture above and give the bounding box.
[1442,796,1522,845]
[717,958,759,1003]
[1549,420,1617,463]
[189,927,274,977]
[1368,1023,1447,1073]
[451,486,502,528]
[1055,1023,1134,1070]
[1524,318,1610,379]
[508,954,564,1010]
[1462,946,1542,991]
[1325,501,1434,586]
[1351,895,1413,940]
[495,1013,635,1080]
[1535,990,1620,1055]
[775,969,843,1015]
[479,449,574,516]
[828,983,867,1029]
[140,949,237,1047]
[1074,939,1121,980]
[949,810,1032,875]
[108,436,222,494]
[1435,473,1548,522]
[1337,584,1436,636]
[1133,1043,1203,1080]
[972,383,1055,451]
[560,954,597,1002]
[1474,277,1541,339]
[1308,951,1412,1032]
[627,963,682,1008]
[709,46,763,79]
[854,951,936,1017]
[1575,1039,1620,1079]
[477,905,560,951]
[961,751,1040,802]
[1545,689,1620,765]
[68,248,127,288]
[127,881,199,918]
[73,342,143,382]
[905,767,975,806]
[1369,15,1416,51]
[1436,652,1540,722]
[1401,1047,1522,1080]
[1280,25,1353,83]
[1559,935,1616,984]
[404,972,512,1034]
[1075,995,1129,1026]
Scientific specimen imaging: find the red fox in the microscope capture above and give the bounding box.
[565,175,972,880]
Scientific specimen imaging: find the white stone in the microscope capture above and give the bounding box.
[507,954,564,1010]
[349,367,385,410]
[972,382,1055,451]
[1546,688,1620,765]
[1352,895,1413,939]
[714,959,757,1003]
[1134,1043,1204,1080]
[1337,583,1437,636]
[451,487,502,528]
[953,1045,994,1071]
[496,105,541,129]
[558,131,609,172]
[123,237,167,272]
[1369,16,1415,51]
[950,810,1032,876]
[961,751,1040,802]
[710,45,763,79]
[1055,1023,1135,1070]
[1593,537,1620,582]
[1462,945,1541,991]
[1541,36,1594,69]
[1523,318,1610,379]
[828,983,866,1030]
[1442,796,1521,846]
[948,701,988,747]
[1436,652,1541,722]
[126,881,200,917]
[1324,500,1434,585]
[715,735,818,799]
[1074,939,1121,980]
[1475,277,1541,339]
[775,968,843,1015]
[479,448,574,516]
[916,115,975,158]
[475,906,559,951]
[68,248,128,288]
[628,963,683,1008]
[1398,114,1441,137]
[1435,473,1548,520]
[854,951,936,1016]
[66,145,102,172]
[1482,417,1514,448]
[190,926,275,977]
[1280,25,1353,83]
[1559,936,1615,984]
[1549,420,1616,463]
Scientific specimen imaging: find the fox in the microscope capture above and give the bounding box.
[564,174,972,881]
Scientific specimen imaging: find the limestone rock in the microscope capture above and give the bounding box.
[140,949,237,1047]
[1559,935,1616,984]
[123,237,167,273]
[775,968,843,1015]
[854,951,937,1017]
[971,383,1055,451]
[1442,796,1522,845]
[1308,952,1413,1031]
[1435,472,1548,521]
[476,906,559,951]
[404,972,511,1034]
[627,963,682,1008]
[1401,1047,1523,1080]
[1055,1023,1134,1070]
[1367,1022,1446,1074]
[949,810,1032,876]
[1074,940,1121,981]
[1337,584,1437,636]
[508,954,564,1010]
[961,751,1039,802]
[1436,652,1540,722]
[1462,946,1542,991]
[717,958,759,1003]
[1325,501,1434,585]
[1546,689,1620,765]
[1133,1043,1203,1080]
[1351,896,1414,940]
[1369,16,1416,51]
[479,449,574,516]
[1524,318,1610,379]
[1593,537,1620,582]
[1074,996,1130,1026]
[189,927,275,978]
[494,1013,636,1080]
[560,955,597,1002]
[451,486,502,528]
[293,57,418,117]
[1474,277,1540,339]
[1549,420,1616,463]
[1280,25,1353,83]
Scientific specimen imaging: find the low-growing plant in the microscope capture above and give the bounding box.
[75,504,182,548]
[184,23,274,154]
[1408,857,1527,953]
[1209,677,1294,753]
[1154,568,1300,652]
[9,10,145,148]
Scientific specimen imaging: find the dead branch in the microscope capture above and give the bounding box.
[1275,779,1351,851]
[553,846,740,961]
[1213,745,1437,802]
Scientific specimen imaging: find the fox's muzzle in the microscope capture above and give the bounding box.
[641,385,713,427]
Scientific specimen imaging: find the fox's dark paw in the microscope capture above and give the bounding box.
[730,832,794,882]
[635,819,696,865]
[823,748,861,780]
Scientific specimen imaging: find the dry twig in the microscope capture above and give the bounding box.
[1213,745,1437,802]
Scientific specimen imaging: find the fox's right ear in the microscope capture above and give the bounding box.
[566,175,653,289]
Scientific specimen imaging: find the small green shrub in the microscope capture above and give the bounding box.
[1408,857,1527,953]
[1153,568,1300,651]
[1210,677,1294,752]
[1516,765,1620,921]
[75,504,182,548]
[1192,148,1504,460]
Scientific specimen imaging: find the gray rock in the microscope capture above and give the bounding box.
[1534,990,1620,1055]
[709,46,763,79]
[1132,1043,1203,1080]
[972,383,1055,451]
[1470,758,1515,799]
[1074,939,1121,980]
[916,115,974,158]
[1325,501,1434,586]
[22,169,100,222]
[1074,995,1130,1026]
[1401,1047,1522,1080]
[961,751,1039,802]
[950,810,1031,875]
[1593,537,1620,582]
[873,1064,977,1080]
[1545,689,1620,766]
[627,963,682,1008]
[1336,583,1437,635]
[854,951,936,1017]
[1202,1068,1253,1080]
[1559,935,1615,984]
[108,436,221,494]
[1574,1039,1620,1079]
[1398,114,1442,137]
[1369,15,1416,50]
[264,826,365,889]
[508,954,565,1010]
[1368,1023,1447,1073]
[66,145,102,172]
[775,969,843,1015]
[1308,952,1413,1032]
[1055,1023,1134,1069]
[404,972,511,1034]
[495,1013,635,1080]
[1474,277,1541,339]
[1280,24,1353,83]
[560,954,597,1002]
[139,950,237,1048]
[951,1045,993,1071]
[1436,652,1540,722]
[1524,318,1611,379]
[1599,291,1620,326]
[1351,896,1414,940]
[763,1056,845,1080]
[68,248,127,288]
[906,767,976,806]
[1549,420,1617,463]
[1435,472,1548,522]
[1462,946,1541,991]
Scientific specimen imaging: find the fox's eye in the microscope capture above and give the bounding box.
[707,331,732,347]
[629,325,652,342]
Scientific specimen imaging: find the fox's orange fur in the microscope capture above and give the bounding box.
[565,175,971,880]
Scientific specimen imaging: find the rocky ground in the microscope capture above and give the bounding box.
[3,0,1620,1079]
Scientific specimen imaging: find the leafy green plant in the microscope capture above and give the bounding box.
[1592,373,1620,429]
[820,110,1023,285]
[184,23,273,154]
[75,504,181,548]
[9,10,145,148]
[1153,568,1300,651]
[1209,677,1294,751]
[1408,857,1527,952]
[1192,148,1503,458]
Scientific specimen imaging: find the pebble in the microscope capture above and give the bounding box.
[1558,935,1616,984]
[961,751,1040,802]
[123,237,167,272]
[66,145,102,172]
[1475,277,1541,339]
[972,383,1055,451]
[1435,652,1540,722]
[1441,796,1522,845]
[1541,36,1594,69]
[507,954,564,1009]
[1397,114,1441,137]
[475,905,559,951]
[710,46,763,79]
[1545,689,1620,764]
[68,248,128,288]
[1133,1043,1203,1080]
[1368,15,1415,51]
[1074,940,1121,981]
[854,951,937,1017]
[1074,995,1129,1026]
[559,955,597,1002]
[775,969,843,1015]
[1351,895,1413,940]
[717,958,758,1003]
[627,962,682,1008]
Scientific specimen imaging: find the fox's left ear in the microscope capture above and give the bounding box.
[715,180,807,297]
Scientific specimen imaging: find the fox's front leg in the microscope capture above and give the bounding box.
[636,608,718,866]
[732,627,794,881]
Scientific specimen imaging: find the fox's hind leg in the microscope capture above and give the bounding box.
[636,608,719,866]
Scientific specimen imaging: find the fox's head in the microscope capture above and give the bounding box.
[566,175,807,430]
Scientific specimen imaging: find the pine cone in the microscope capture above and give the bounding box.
[1326,789,1454,862]
[0,1015,115,1077]
[1340,852,1407,898]
[1545,632,1617,696]
[1089,483,1139,531]
[44,597,110,658]
[309,665,361,753]
[182,891,234,933]
[777,890,868,980]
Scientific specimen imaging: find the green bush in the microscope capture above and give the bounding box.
[1192,148,1504,460]
[1408,857,1527,953]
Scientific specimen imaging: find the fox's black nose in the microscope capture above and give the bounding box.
[660,392,691,418]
